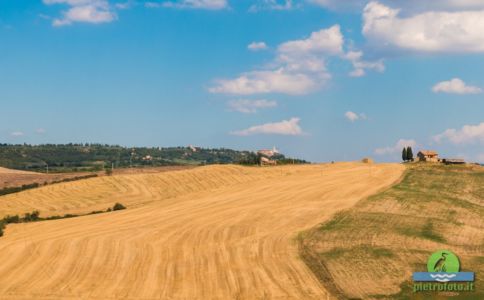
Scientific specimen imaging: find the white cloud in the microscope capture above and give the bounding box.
[477,153,484,163]
[36,128,47,134]
[211,25,380,95]
[10,131,25,137]
[115,1,133,9]
[210,69,321,95]
[432,78,482,94]
[343,50,384,77]
[375,138,416,155]
[160,0,228,9]
[249,0,294,12]
[363,1,484,53]
[248,42,268,51]
[278,25,344,56]
[345,111,367,122]
[309,0,484,12]
[433,122,484,144]
[231,117,305,136]
[44,0,116,26]
[227,99,277,113]
[307,0,364,11]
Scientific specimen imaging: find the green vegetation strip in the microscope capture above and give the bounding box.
[299,164,484,300]
[0,144,307,172]
[0,202,127,237]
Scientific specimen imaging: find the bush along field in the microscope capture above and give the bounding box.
[299,164,484,300]
[0,203,126,237]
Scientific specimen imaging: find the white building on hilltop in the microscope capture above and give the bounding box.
[257,146,279,158]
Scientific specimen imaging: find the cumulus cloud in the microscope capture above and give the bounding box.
[210,69,321,95]
[310,0,484,12]
[227,99,277,113]
[44,0,116,26]
[10,131,25,137]
[363,1,484,53]
[35,128,47,134]
[210,25,382,95]
[248,42,268,51]
[159,0,227,9]
[433,122,484,144]
[375,138,416,155]
[278,25,344,56]
[231,117,305,136]
[344,111,367,122]
[432,78,482,94]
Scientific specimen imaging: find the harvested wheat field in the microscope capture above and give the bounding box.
[0,167,96,190]
[0,163,404,299]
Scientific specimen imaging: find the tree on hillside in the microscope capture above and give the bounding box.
[406,146,414,161]
[402,147,408,162]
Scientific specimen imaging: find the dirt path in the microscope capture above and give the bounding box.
[0,163,404,299]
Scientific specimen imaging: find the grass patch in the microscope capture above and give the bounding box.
[421,221,446,243]
[321,245,394,260]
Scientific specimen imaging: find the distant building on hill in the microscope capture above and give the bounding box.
[442,158,466,165]
[417,150,439,162]
[257,146,279,158]
[260,156,277,166]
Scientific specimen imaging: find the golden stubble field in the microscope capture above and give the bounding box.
[0,163,404,299]
[0,167,89,190]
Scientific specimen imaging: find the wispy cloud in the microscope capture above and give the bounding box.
[153,0,228,10]
[432,78,482,95]
[248,41,268,51]
[10,131,25,137]
[375,138,416,155]
[344,111,367,122]
[231,117,305,136]
[227,99,277,113]
[44,0,117,26]
[249,0,294,12]
[36,128,47,134]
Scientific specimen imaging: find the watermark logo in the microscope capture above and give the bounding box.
[413,250,475,293]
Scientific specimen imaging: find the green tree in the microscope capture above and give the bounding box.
[402,147,408,162]
[406,146,414,161]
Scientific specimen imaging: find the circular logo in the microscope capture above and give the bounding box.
[427,250,460,273]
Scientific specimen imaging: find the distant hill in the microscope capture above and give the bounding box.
[0,144,306,172]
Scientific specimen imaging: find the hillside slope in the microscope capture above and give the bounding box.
[300,164,484,299]
[0,163,404,299]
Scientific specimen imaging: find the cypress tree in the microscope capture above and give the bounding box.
[402,147,407,162]
[407,146,414,161]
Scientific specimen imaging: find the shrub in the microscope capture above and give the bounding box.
[31,210,40,221]
[23,212,32,222]
[3,215,20,224]
[112,203,126,211]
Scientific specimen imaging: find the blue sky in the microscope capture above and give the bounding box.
[1,0,483,162]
